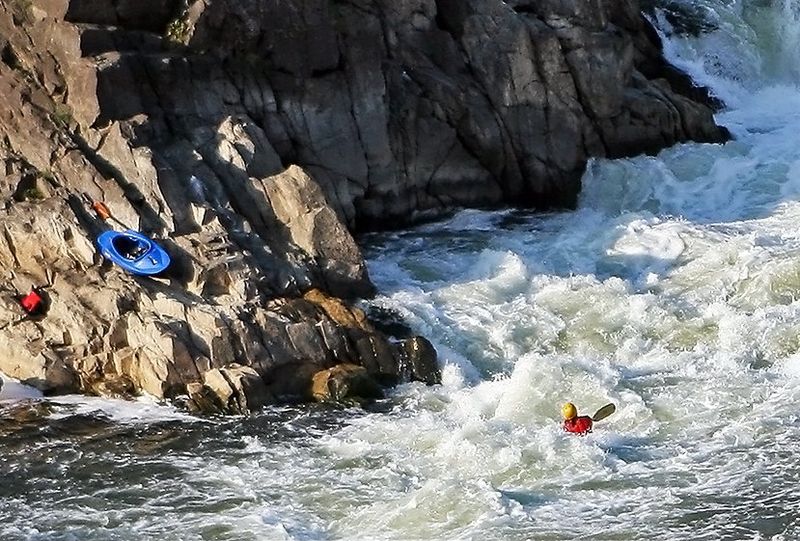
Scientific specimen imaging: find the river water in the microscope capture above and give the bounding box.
[3,1,800,539]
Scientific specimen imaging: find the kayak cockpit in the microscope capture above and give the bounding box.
[112,234,152,261]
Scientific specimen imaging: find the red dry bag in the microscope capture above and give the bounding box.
[19,290,43,314]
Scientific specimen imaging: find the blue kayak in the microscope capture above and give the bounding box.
[97,230,171,276]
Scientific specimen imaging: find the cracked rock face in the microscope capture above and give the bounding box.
[0,0,724,412]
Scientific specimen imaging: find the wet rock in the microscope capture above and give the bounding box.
[311,363,384,404]
[353,334,401,385]
[366,305,415,339]
[264,360,324,404]
[0,401,55,436]
[395,336,441,385]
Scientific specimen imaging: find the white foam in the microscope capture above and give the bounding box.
[0,372,43,401]
[46,394,202,424]
[0,371,198,424]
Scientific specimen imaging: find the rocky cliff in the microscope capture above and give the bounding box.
[0,0,725,412]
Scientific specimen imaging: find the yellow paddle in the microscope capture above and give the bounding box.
[592,403,616,422]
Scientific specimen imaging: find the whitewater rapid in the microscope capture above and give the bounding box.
[4,1,800,539]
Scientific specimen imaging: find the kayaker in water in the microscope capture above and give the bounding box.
[562,402,593,435]
[562,402,617,434]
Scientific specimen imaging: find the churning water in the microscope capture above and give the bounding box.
[4,1,800,539]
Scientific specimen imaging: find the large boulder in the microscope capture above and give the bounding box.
[311,363,384,404]
[264,166,374,299]
[395,336,441,385]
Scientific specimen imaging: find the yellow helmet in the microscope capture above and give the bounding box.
[562,402,577,420]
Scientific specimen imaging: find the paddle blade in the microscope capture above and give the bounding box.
[592,403,616,422]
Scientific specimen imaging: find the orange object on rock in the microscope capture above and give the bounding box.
[92,201,111,220]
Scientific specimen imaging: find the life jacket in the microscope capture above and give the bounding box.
[564,415,593,435]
